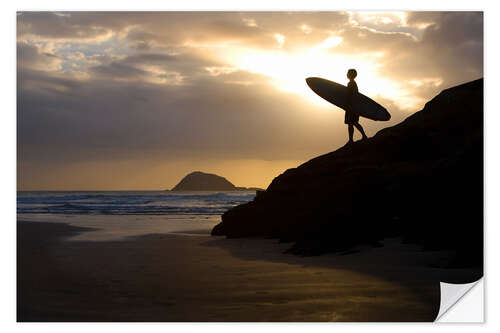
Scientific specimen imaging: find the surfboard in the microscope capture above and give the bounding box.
[306,77,391,121]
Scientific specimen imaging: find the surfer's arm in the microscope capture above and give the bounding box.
[347,82,355,107]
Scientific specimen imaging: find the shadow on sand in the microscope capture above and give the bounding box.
[201,234,482,319]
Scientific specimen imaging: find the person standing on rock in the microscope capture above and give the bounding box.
[345,69,368,144]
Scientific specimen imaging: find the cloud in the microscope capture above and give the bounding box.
[331,12,483,102]
[17,41,63,71]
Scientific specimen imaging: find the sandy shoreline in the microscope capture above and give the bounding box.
[17,220,481,322]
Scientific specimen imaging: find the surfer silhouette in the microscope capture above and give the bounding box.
[345,69,368,143]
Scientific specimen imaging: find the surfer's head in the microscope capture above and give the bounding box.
[347,69,357,80]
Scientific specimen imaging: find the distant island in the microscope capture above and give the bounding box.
[170,171,263,191]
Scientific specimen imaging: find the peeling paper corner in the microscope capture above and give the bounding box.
[435,278,484,322]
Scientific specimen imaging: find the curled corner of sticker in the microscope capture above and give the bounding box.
[435,278,483,322]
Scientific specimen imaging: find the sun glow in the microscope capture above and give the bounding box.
[210,41,419,110]
[191,34,421,111]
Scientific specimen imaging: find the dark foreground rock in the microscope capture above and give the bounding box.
[212,79,483,268]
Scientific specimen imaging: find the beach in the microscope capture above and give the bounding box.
[17,220,481,322]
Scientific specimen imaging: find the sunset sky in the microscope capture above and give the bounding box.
[17,11,483,190]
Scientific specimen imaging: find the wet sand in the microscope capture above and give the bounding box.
[17,220,481,322]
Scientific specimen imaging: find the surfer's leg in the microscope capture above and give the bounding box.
[354,123,368,140]
[348,124,354,143]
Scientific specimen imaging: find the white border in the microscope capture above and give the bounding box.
[10,0,490,11]
[4,0,499,331]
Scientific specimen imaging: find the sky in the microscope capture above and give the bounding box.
[17,11,483,190]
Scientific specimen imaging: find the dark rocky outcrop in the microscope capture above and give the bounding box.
[212,79,483,268]
[171,171,236,191]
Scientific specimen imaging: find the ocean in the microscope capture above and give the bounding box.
[17,190,256,241]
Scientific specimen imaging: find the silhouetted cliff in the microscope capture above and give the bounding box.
[212,79,483,267]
